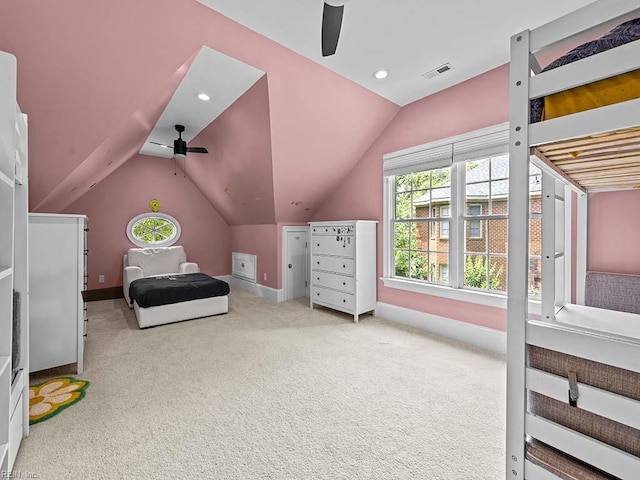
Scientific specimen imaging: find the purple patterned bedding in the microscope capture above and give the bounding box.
[530,18,640,123]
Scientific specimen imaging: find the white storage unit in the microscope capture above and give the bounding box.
[29,214,88,374]
[309,221,377,323]
[0,50,29,475]
[231,252,257,283]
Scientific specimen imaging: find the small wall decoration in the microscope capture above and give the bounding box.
[149,198,161,212]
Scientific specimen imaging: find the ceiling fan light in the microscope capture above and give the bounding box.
[373,69,389,80]
[174,153,186,159]
[196,92,210,101]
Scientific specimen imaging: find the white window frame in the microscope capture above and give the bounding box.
[126,212,181,248]
[382,123,543,312]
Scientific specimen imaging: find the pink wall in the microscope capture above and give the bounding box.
[188,76,276,226]
[588,190,640,275]
[230,225,278,290]
[312,65,511,331]
[0,0,397,227]
[65,154,230,290]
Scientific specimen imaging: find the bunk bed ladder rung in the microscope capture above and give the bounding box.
[526,367,640,429]
[529,40,640,99]
[528,0,640,52]
[524,460,563,480]
[529,98,640,147]
[526,413,640,479]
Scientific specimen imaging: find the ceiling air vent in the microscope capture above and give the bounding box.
[421,62,454,80]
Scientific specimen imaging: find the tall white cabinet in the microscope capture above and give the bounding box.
[29,214,87,374]
[0,51,29,474]
[309,221,377,323]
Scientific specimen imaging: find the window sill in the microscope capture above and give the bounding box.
[380,276,541,314]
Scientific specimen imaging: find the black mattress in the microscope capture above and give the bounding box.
[129,273,230,308]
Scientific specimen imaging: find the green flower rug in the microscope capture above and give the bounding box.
[29,377,90,425]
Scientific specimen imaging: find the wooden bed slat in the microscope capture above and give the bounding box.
[553,151,640,166]
[533,126,640,191]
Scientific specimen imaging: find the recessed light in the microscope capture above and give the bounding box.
[373,69,389,80]
[196,92,210,101]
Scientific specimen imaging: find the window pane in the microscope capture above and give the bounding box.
[154,232,168,242]
[466,158,490,182]
[394,223,410,249]
[412,190,430,217]
[465,219,484,247]
[157,224,175,237]
[430,167,451,188]
[439,264,449,284]
[430,187,451,207]
[490,179,509,214]
[395,192,411,219]
[464,254,488,289]
[440,220,449,239]
[489,256,507,292]
[439,205,451,217]
[529,257,542,297]
[395,174,412,193]
[466,182,489,207]
[468,204,483,216]
[410,251,429,281]
[491,155,509,179]
[394,250,410,278]
[529,218,542,256]
[412,221,428,250]
[412,171,431,190]
[489,219,508,254]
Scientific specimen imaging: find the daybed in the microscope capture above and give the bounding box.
[507,3,640,479]
[123,246,229,328]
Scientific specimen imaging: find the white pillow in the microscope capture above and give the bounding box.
[127,246,186,277]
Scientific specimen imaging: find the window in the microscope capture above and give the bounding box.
[440,205,450,239]
[126,212,181,247]
[440,264,449,283]
[383,123,543,302]
[393,168,450,284]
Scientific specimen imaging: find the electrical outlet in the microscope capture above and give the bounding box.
[263,273,267,281]
[98,275,105,283]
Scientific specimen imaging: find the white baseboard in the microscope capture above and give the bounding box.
[223,275,284,302]
[375,301,506,355]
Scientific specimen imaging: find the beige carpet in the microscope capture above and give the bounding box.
[15,288,506,479]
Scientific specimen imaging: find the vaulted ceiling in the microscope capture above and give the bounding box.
[0,0,595,225]
[0,0,399,224]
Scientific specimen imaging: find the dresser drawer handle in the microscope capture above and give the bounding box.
[317,277,320,280]
[317,261,320,265]
[343,264,346,268]
[343,299,346,303]
[343,282,346,286]
[317,243,320,247]
[317,293,320,296]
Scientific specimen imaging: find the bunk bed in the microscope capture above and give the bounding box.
[506,2,640,479]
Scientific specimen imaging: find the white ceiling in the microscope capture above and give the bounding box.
[197,0,596,106]
[140,46,264,158]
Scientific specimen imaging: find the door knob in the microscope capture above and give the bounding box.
[288,264,292,269]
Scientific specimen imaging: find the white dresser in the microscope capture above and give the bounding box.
[29,214,87,374]
[309,220,377,323]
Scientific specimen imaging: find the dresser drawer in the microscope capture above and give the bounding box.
[312,234,355,257]
[313,271,354,293]
[311,224,355,235]
[312,256,354,275]
[313,286,354,311]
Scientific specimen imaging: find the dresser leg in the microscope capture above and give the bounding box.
[353,314,359,324]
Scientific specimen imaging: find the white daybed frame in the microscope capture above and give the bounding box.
[507,1,640,479]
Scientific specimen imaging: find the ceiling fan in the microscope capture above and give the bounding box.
[322,1,349,57]
[150,124,208,159]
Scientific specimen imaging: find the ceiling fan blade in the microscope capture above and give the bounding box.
[186,147,208,154]
[150,141,173,149]
[322,2,344,57]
